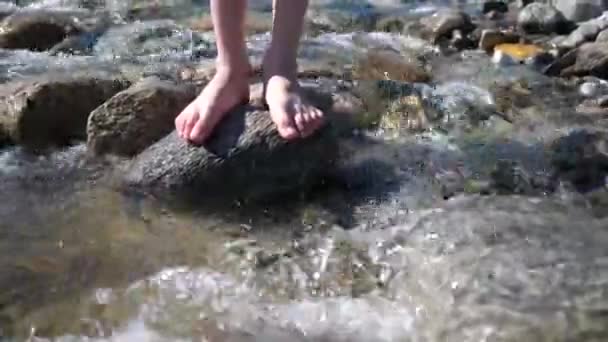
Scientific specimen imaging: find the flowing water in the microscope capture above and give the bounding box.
[1,1,608,341]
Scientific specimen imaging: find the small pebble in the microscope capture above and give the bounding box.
[580,82,600,97]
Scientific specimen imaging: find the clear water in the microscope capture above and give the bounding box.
[1,1,607,341]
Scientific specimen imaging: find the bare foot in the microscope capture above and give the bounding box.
[263,72,324,140]
[175,67,250,145]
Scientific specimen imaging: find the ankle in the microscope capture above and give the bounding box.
[215,60,252,79]
[262,50,298,79]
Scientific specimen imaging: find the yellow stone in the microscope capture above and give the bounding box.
[493,43,544,60]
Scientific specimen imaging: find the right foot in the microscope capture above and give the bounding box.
[175,67,250,145]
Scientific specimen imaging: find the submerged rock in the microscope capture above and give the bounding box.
[551,129,608,192]
[0,72,128,149]
[93,19,209,57]
[598,27,608,41]
[419,9,475,43]
[400,195,608,341]
[87,76,197,157]
[122,83,358,202]
[517,2,570,34]
[0,9,87,51]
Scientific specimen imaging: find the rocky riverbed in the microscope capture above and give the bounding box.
[1,0,608,341]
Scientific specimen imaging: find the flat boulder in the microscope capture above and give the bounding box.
[121,82,359,202]
[87,76,197,157]
[0,9,88,51]
[562,42,608,78]
[0,72,128,149]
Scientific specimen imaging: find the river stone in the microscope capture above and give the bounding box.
[0,72,128,148]
[306,4,379,33]
[558,11,608,48]
[87,76,197,158]
[0,9,87,51]
[419,9,475,43]
[398,195,608,341]
[551,129,608,191]
[597,27,608,41]
[0,2,16,20]
[561,42,608,78]
[479,29,520,51]
[551,0,608,22]
[122,83,357,202]
[517,2,570,34]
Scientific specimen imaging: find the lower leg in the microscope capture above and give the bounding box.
[263,0,324,140]
[175,0,251,144]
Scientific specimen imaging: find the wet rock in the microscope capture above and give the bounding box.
[0,2,16,20]
[551,129,608,192]
[561,42,608,78]
[492,43,546,65]
[352,50,431,83]
[0,72,128,149]
[517,3,570,34]
[483,1,509,14]
[479,29,520,51]
[0,9,87,51]
[552,0,608,22]
[419,9,475,43]
[597,27,608,41]
[87,76,197,158]
[400,195,608,341]
[93,19,209,57]
[48,13,114,56]
[558,11,608,48]
[490,159,555,195]
[122,82,357,202]
[307,4,379,33]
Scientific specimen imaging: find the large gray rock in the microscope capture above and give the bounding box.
[562,42,608,78]
[0,72,128,148]
[122,83,358,202]
[558,11,608,48]
[87,76,197,158]
[551,0,608,22]
[0,9,88,51]
[517,2,570,34]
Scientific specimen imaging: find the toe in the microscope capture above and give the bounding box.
[273,109,299,140]
[188,111,214,145]
[294,112,306,135]
[183,111,199,141]
[175,104,194,138]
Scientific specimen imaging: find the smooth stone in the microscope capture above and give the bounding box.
[419,9,475,43]
[479,29,520,51]
[87,76,197,158]
[558,11,608,48]
[0,9,87,51]
[551,0,608,22]
[561,42,608,78]
[597,27,608,41]
[517,2,570,34]
[0,72,128,149]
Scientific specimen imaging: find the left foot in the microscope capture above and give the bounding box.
[263,63,324,140]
